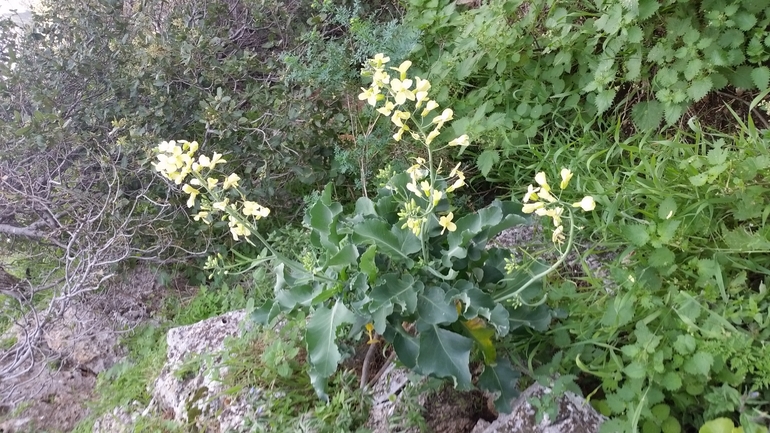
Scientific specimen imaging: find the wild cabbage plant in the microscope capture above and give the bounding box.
[152,54,596,411]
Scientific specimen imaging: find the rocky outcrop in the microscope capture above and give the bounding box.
[152,309,252,433]
[367,363,604,433]
[476,383,605,433]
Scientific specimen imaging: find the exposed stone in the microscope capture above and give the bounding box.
[92,401,144,433]
[366,364,494,433]
[152,309,252,433]
[475,383,605,433]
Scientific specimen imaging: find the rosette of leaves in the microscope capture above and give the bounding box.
[253,173,553,412]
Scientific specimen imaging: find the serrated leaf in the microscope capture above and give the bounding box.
[632,100,664,131]
[690,172,709,186]
[306,301,356,397]
[624,361,647,379]
[673,334,697,355]
[625,55,642,80]
[417,326,473,389]
[477,149,500,177]
[460,317,496,363]
[649,247,675,268]
[657,197,678,220]
[622,224,651,246]
[478,359,521,413]
[638,0,660,20]
[661,371,683,391]
[684,351,713,376]
[417,286,458,325]
[688,77,713,101]
[664,103,686,125]
[684,59,703,81]
[752,66,770,90]
[352,220,420,265]
[595,89,617,114]
[734,11,758,31]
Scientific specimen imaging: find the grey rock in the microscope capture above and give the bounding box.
[476,383,605,433]
[153,309,252,433]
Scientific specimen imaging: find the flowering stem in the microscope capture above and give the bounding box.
[493,209,576,304]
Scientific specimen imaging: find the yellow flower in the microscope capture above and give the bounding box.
[449,162,463,179]
[228,215,251,241]
[207,177,218,189]
[439,212,457,234]
[414,77,431,105]
[222,173,241,190]
[572,196,596,211]
[425,128,441,145]
[212,198,229,211]
[242,201,270,218]
[421,100,439,117]
[448,134,469,147]
[193,210,210,223]
[552,225,565,244]
[523,185,540,203]
[377,101,395,117]
[446,177,465,193]
[538,188,557,203]
[560,168,573,190]
[365,322,378,345]
[432,189,442,206]
[390,60,412,80]
[372,69,390,87]
[522,202,545,213]
[406,181,421,196]
[358,86,380,106]
[157,140,177,154]
[182,184,199,208]
[420,180,432,197]
[431,108,453,129]
[545,206,564,227]
[534,172,550,191]
[391,110,411,128]
[370,53,390,68]
[393,127,406,142]
[390,78,415,105]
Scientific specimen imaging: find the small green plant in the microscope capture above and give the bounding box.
[153,54,598,410]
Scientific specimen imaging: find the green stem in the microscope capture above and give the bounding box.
[493,208,576,304]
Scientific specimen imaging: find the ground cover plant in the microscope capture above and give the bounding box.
[3,0,770,431]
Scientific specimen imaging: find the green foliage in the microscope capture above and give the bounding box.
[404,0,770,179]
[222,314,371,432]
[515,108,770,431]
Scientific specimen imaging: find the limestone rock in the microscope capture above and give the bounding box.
[92,401,143,433]
[476,383,605,433]
[153,309,251,433]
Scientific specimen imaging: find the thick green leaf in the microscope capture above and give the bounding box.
[355,196,377,216]
[460,317,496,363]
[478,359,521,413]
[306,300,356,385]
[417,326,473,390]
[326,243,359,268]
[393,328,421,372]
[359,245,378,283]
[307,185,344,251]
[417,286,458,325]
[352,220,420,266]
[370,273,421,315]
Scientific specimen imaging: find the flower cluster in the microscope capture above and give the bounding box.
[358,54,471,240]
[358,54,469,150]
[522,169,596,244]
[153,140,270,241]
